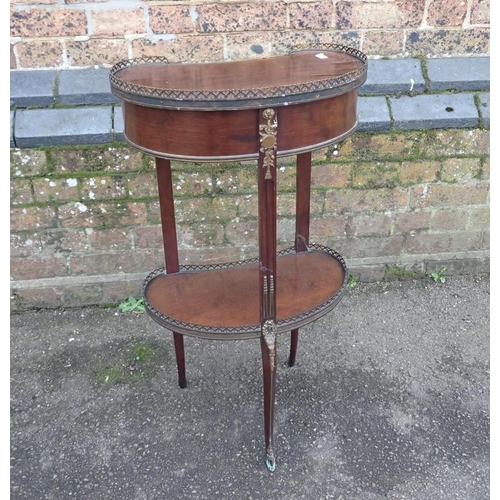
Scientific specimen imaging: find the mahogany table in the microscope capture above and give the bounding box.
[110,44,367,471]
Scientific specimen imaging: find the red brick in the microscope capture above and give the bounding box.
[148,5,196,34]
[172,197,239,222]
[172,170,214,197]
[11,180,33,205]
[50,147,143,174]
[324,187,408,214]
[471,0,490,24]
[393,210,431,234]
[481,158,490,180]
[310,216,347,239]
[66,39,128,68]
[400,160,440,184]
[467,207,490,230]
[362,30,404,56]
[429,208,469,231]
[278,218,296,244]
[11,256,68,280]
[12,0,57,4]
[213,167,257,195]
[11,206,57,231]
[196,2,287,33]
[236,195,260,218]
[420,129,489,157]
[11,149,48,177]
[11,287,62,310]
[406,28,490,56]
[40,229,89,254]
[352,162,401,189]
[225,220,258,246]
[440,158,481,182]
[71,250,160,276]
[88,228,132,251]
[289,2,334,30]
[92,8,146,36]
[177,247,242,266]
[347,213,393,237]
[336,0,424,29]
[177,222,224,247]
[135,226,163,249]
[409,183,489,209]
[11,232,44,258]
[32,177,79,203]
[225,32,272,60]
[62,284,103,308]
[80,176,127,201]
[101,280,145,305]
[340,133,419,161]
[57,202,147,228]
[312,163,352,188]
[426,0,467,27]
[334,235,405,259]
[125,172,157,198]
[10,8,87,37]
[15,40,64,69]
[277,193,297,217]
[405,231,483,254]
[131,35,225,63]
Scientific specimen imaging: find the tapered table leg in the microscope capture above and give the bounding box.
[156,157,187,389]
[289,329,299,367]
[288,152,312,367]
[258,108,279,471]
[261,327,277,471]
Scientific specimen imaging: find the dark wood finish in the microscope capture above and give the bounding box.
[115,51,363,94]
[144,250,346,337]
[289,151,313,367]
[110,45,367,471]
[120,93,358,160]
[155,158,186,388]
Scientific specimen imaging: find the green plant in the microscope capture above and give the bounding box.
[118,296,145,314]
[430,267,447,283]
[347,274,357,289]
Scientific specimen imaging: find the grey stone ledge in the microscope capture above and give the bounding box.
[10,70,57,108]
[390,93,479,130]
[10,57,490,110]
[14,107,113,148]
[58,68,119,106]
[360,59,426,95]
[427,57,490,91]
[357,96,391,131]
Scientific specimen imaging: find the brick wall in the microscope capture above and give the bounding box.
[10,0,490,69]
[10,129,490,310]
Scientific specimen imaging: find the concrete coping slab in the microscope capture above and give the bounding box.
[360,59,426,95]
[390,93,479,130]
[427,57,490,91]
[58,68,119,106]
[10,70,57,108]
[357,96,391,131]
[14,107,113,148]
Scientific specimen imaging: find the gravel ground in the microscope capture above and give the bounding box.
[10,275,490,500]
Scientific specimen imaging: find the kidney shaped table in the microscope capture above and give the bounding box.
[110,44,367,471]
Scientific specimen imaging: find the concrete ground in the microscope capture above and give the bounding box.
[10,274,489,500]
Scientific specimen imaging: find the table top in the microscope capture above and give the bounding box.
[110,44,367,110]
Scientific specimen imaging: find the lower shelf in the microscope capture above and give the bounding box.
[143,244,348,339]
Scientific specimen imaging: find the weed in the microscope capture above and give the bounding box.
[118,296,145,314]
[430,267,447,283]
[347,274,357,288]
